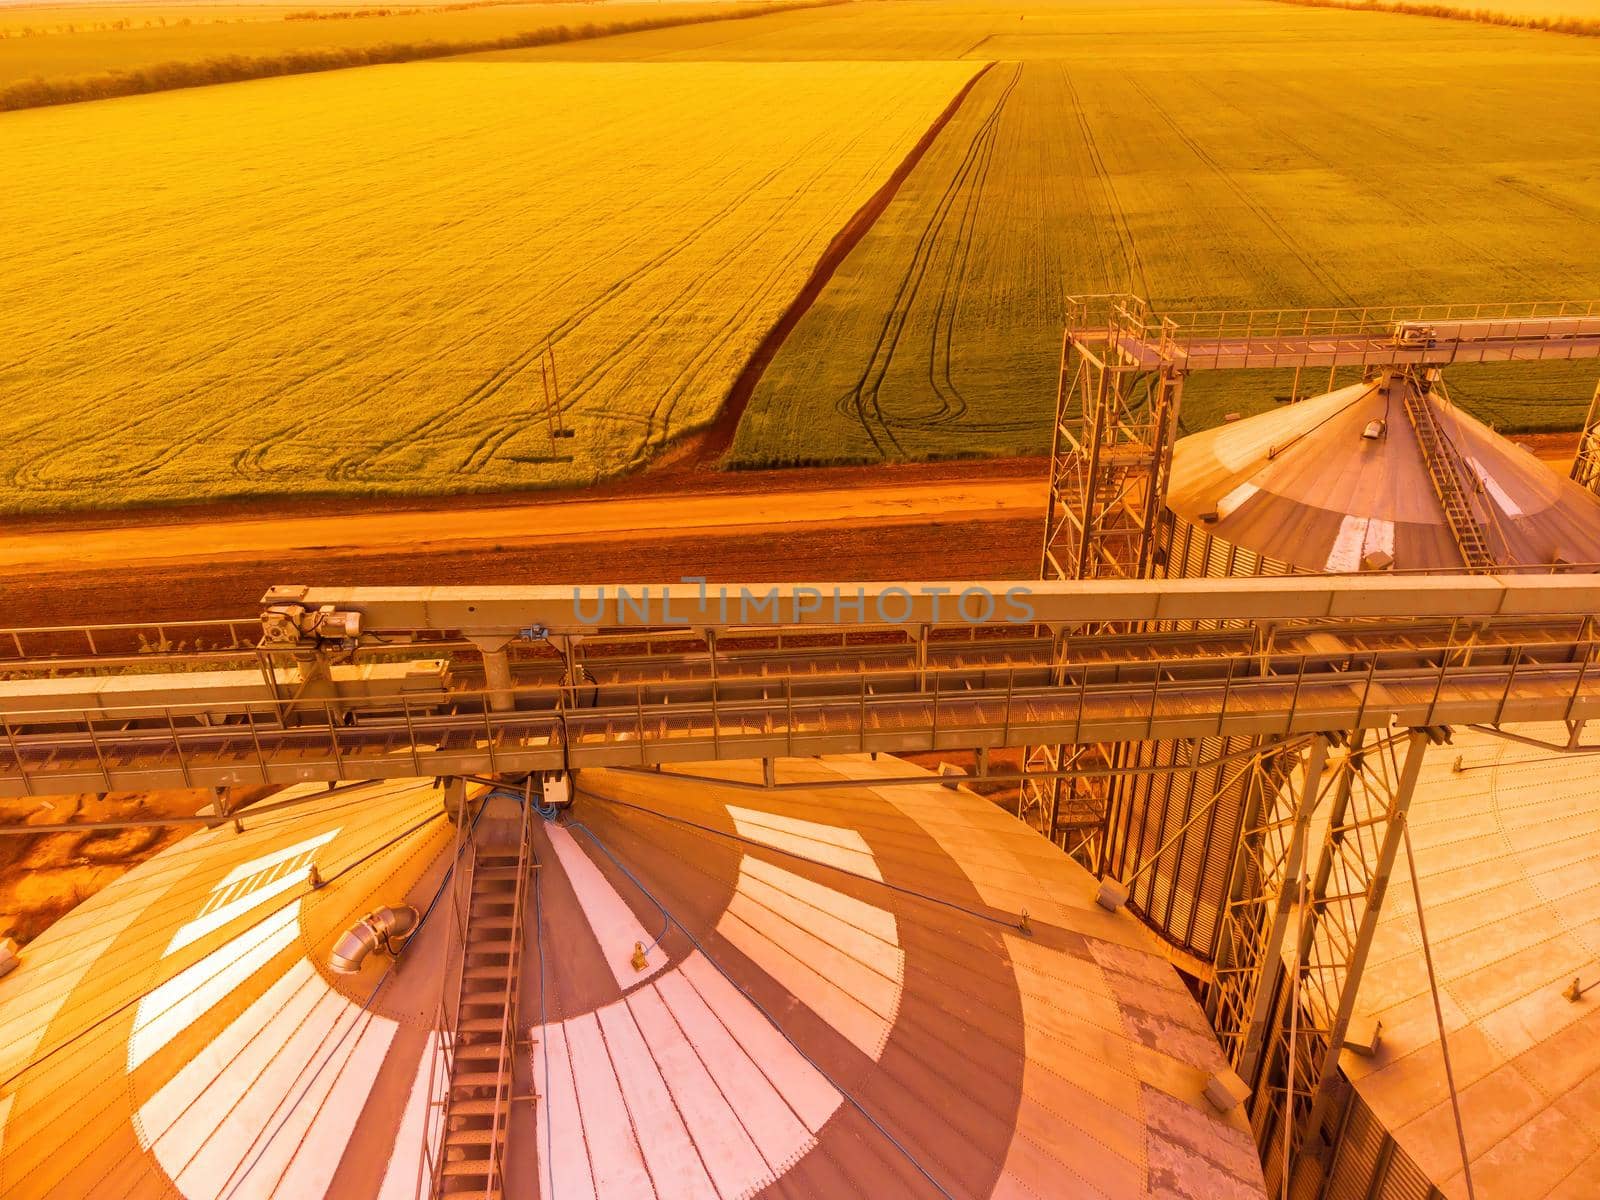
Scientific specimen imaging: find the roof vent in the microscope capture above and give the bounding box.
[1204,1068,1251,1113]
[1094,877,1130,912]
[0,937,18,980]
[1344,1015,1383,1057]
[329,905,419,974]
[1362,418,1387,440]
[1361,550,1394,572]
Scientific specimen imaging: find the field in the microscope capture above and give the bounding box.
[703,0,1600,464]
[6,0,1600,509]
[1275,0,1600,25]
[0,0,822,102]
[0,57,974,511]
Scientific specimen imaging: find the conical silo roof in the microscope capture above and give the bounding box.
[1167,373,1600,572]
[1335,724,1600,1200]
[0,759,1267,1199]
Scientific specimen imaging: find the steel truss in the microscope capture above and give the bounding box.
[1040,295,1185,583]
[1207,726,1437,1194]
[1573,381,1600,497]
[1027,297,1185,859]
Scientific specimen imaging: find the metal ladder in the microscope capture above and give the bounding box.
[1400,377,1497,571]
[429,791,532,1199]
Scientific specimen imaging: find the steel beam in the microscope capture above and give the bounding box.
[1572,380,1600,497]
[1208,727,1434,1193]
[261,575,1600,638]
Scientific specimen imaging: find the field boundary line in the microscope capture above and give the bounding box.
[686,59,999,468]
[1266,0,1600,38]
[0,0,850,112]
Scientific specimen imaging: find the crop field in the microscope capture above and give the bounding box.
[1283,0,1600,22]
[0,57,975,511]
[0,0,818,98]
[8,0,1600,510]
[712,0,1600,465]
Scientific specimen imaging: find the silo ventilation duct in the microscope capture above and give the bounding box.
[329,905,419,974]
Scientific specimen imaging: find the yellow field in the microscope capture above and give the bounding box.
[0,1,812,94]
[0,58,973,511]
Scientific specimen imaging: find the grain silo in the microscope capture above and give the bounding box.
[1098,368,1600,966]
[0,758,1268,1199]
[1317,722,1600,1200]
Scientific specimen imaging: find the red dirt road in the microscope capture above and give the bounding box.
[2,434,1581,629]
[3,459,1047,627]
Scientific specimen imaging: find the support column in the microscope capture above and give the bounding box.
[1572,380,1600,496]
[468,636,515,713]
[1208,727,1434,1191]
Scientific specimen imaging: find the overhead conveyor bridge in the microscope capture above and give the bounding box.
[1079,297,1600,371]
[1,575,1597,797]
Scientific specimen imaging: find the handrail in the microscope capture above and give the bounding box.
[1,632,1596,796]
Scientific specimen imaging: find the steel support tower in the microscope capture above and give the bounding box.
[1039,295,1186,583]
[1206,728,1439,1192]
[1573,380,1600,496]
[1024,296,1185,860]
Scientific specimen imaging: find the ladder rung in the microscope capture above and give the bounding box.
[452,1072,511,1089]
[446,1100,506,1116]
[441,1160,496,1177]
[453,1043,506,1059]
[444,1129,503,1146]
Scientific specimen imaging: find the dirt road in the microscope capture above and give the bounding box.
[3,460,1048,626]
[2,476,1041,574]
[2,433,1580,628]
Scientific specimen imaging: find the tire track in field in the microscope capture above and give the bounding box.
[449,121,859,476]
[923,68,1014,429]
[824,62,1020,457]
[681,61,1002,468]
[1184,72,1542,300]
[328,155,808,481]
[1061,67,1149,301]
[1126,75,1357,308]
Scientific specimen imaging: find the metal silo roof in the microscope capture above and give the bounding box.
[1167,376,1600,572]
[0,758,1266,1199]
[1340,725,1600,1199]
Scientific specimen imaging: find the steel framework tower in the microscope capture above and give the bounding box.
[1206,728,1440,1193]
[1039,295,1186,582]
[1023,296,1185,859]
[1573,380,1600,496]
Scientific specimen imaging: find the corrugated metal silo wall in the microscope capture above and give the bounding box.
[1100,515,1295,963]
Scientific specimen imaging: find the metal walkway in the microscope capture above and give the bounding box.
[1072,297,1600,372]
[2,577,1597,797]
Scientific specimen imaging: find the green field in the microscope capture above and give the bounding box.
[6,0,1599,509]
[704,0,1600,465]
